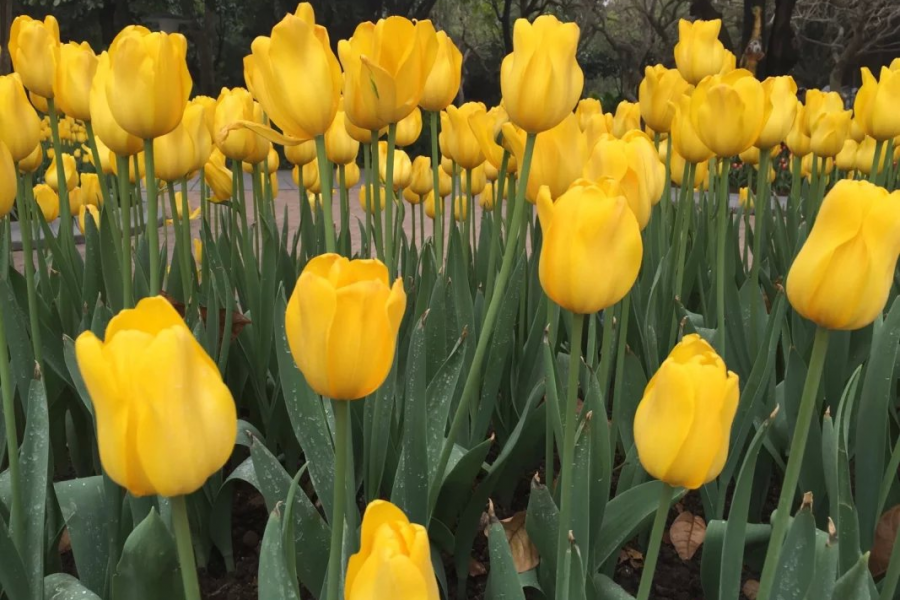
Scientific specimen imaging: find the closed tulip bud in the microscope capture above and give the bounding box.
[639,65,692,134]
[204,154,233,202]
[738,186,752,209]
[537,182,642,313]
[854,66,900,141]
[804,90,844,135]
[215,88,269,162]
[673,19,727,85]
[420,31,463,112]
[46,152,78,192]
[484,160,498,182]
[469,105,517,174]
[441,155,454,176]
[75,296,237,496]
[395,107,423,147]
[576,98,602,131]
[105,26,191,139]
[190,95,217,140]
[800,154,833,180]
[242,146,280,174]
[585,112,615,150]
[502,113,586,202]
[835,139,859,171]
[184,103,213,172]
[479,182,495,210]
[409,156,434,196]
[285,139,318,166]
[286,254,406,400]
[359,185,387,213]
[445,102,487,169]
[110,150,146,184]
[756,76,798,149]
[787,180,900,330]
[611,100,641,138]
[154,104,205,181]
[671,95,713,164]
[0,143,14,218]
[302,159,322,194]
[855,136,889,176]
[501,15,583,133]
[344,113,377,144]
[634,334,739,489]
[810,109,851,158]
[452,194,468,221]
[68,186,84,214]
[466,164,487,196]
[54,41,98,121]
[424,191,439,218]
[849,117,866,143]
[80,173,103,206]
[344,162,360,188]
[346,500,439,600]
[90,52,142,156]
[0,74,42,163]
[18,143,42,174]
[339,17,438,131]
[325,104,360,165]
[403,187,421,205]
[785,102,811,157]
[33,183,59,221]
[377,143,412,191]
[31,91,49,114]
[438,166,452,197]
[77,203,99,234]
[739,146,760,166]
[690,69,767,157]
[9,15,60,98]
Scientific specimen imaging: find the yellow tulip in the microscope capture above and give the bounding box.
[214,88,270,163]
[110,150,146,184]
[105,26,192,139]
[204,152,233,202]
[738,186,752,209]
[245,4,341,140]
[81,172,103,206]
[452,194,468,222]
[719,50,737,75]
[855,136,890,176]
[849,117,866,143]
[346,500,439,600]
[673,19,728,85]
[439,111,452,157]
[502,113,586,202]
[75,296,237,496]
[803,89,844,135]
[576,98,602,132]
[403,187,421,205]
[377,143,412,191]
[153,103,206,181]
[359,185,387,213]
[479,182,495,210]
[409,156,434,196]
[77,203,99,234]
[190,95,217,140]
[690,69,767,157]
[445,102,487,169]
[639,65,692,134]
[33,183,59,221]
[438,165,452,197]
[785,102,811,157]
[324,103,360,165]
[634,334,739,489]
[585,112,615,150]
[469,105,517,174]
[18,142,43,174]
[302,159,322,194]
[339,17,438,130]
[464,164,487,196]
[536,182,642,313]
[0,143,14,218]
[9,15,60,98]
[285,139,318,166]
[31,91,49,114]
[484,160,498,182]
[787,180,900,330]
[799,154,833,180]
[671,95,713,164]
[835,139,859,172]
[810,109,851,158]
[395,107,423,147]
[500,15,583,133]
[755,76,798,149]
[854,66,900,141]
[344,114,377,144]
[343,162,360,188]
[46,152,78,192]
[0,74,42,163]
[68,186,84,214]
[90,52,142,156]
[420,31,463,112]
[241,146,279,175]
[424,191,439,218]
[660,142,710,188]
[285,254,406,400]
[611,100,641,138]
[54,41,97,121]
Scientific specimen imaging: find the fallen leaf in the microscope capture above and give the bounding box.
[871,505,900,576]
[58,528,71,553]
[469,558,487,577]
[618,547,644,569]
[499,511,540,573]
[742,579,759,599]
[669,511,706,560]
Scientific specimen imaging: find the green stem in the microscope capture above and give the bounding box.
[179,178,193,307]
[879,139,895,187]
[464,168,473,266]
[750,150,770,354]
[250,166,262,260]
[714,158,731,359]
[672,161,695,302]
[116,156,134,307]
[326,401,350,600]
[596,305,616,418]
[384,123,397,277]
[555,311,585,600]
[419,199,425,247]
[427,132,537,518]
[635,483,676,600]
[411,194,417,248]
[16,173,42,365]
[430,111,444,265]
[370,136,384,262]
[756,327,830,600]
[484,153,509,305]
[143,140,161,295]
[47,98,72,242]
[871,139,885,184]
[171,495,201,600]
[339,163,349,255]
[167,184,191,305]
[315,135,336,254]
[612,293,632,449]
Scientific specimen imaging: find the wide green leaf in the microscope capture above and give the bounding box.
[111,509,184,600]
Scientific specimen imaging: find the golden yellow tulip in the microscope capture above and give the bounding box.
[854,66,900,141]
[105,26,192,139]
[835,139,859,171]
[359,185,387,213]
[755,76,798,149]
[584,112,615,150]
[849,117,866,143]
[420,31,463,112]
[214,88,270,163]
[33,183,59,221]
[502,113,585,202]
[403,187,421,205]
[465,164,487,196]
[285,139,318,166]
[9,15,59,98]
[785,101,811,157]
[190,95,217,140]
[77,203,99,234]
[855,136,890,176]
[377,143,412,191]
[690,69,767,157]
[54,41,97,121]
[346,500,439,600]
[0,74,42,163]
[660,142,710,188]
[787,180,900,330]
[670,95,713,164]
[395,107,422,147]
[285,254,406,400]
[302,159,322,194]
[639,65,692,134]
[339,17,438,130]
[479,182,495,210]
[634,334,739,489]
[738,186,752,210]
[409,156,434,196]
[31,91,49,114]
[445,102,487,169]
[18,142,43,174]
[611,100,641,138]
[75,296,237,496]
[324,103,360,165]
[204,152,233,202]
[452,194,467,222]
[673,19,728,85]
[803,89,844,135]
[719,50,737,75]
[68,186,84,214]
[0,143,14,218]
[438,164,452,197]
[80,173,103,207]
[500,15,583,133]
[576,98,602,132]
[469,105,517,174]
[536,182,642,313]
[424,191,439,218]
[810,109,851,158]
[153,104,207,181]
[799,154,833,180]
[46,152,77,192]
[89,52,142,156]
[245,4,341,140]
[343,162,360,188]
[110,150,146,184]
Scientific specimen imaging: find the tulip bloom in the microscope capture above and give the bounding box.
[409,156,434,196]
[673,19,728,85]
[9,15,60,99]
[285,139,318,167]
[90,52,142,157]
[204,153,233,202]
[536,182,642,314]
[785,102,811,157]
[324,103,360,165]
[214,88,270,163]
[445,103,487,170]
[611,100,641,138]
[346,500,439,600]
[453,194,468,221]
[639,65,692,134]
[787,180,900,330]
[576,98,602,131]
[359,185,387,213]
[301,160,322,194]
[80,173,103,206]
[470,105,517,174]
[755,76,798,149]
[671,95,713,164]
[154,103,209,181]
[479,183,495,210]
[54,41,98,121]
[500,15,583,133]
[0,143,15,218]
[834,139,858,172]
[0,74,42,163]
[810,109,852,158]
[77,203,100,234]
[18,143,43,174]
[285,254,406,400]
[343,162,361,188]
[854,66,900,141]
[33,183,59,221]
[46,152,78,192]
[105,26,192,140]
[420,31,463,112]
[690,69,767,157]
[855,136,890,176]
[634,334,739,489]
[395,107,423,147]
[378,144,412,191]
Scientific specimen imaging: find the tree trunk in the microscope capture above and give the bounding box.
[762,0,797,76]
[0,0,12,74]
[501,0,513,55]
[196,0,218,96]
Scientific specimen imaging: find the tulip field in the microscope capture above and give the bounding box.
[2,5,900,600]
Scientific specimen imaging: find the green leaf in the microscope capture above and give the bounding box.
[393,316,428,524]
[485,507,527,600]
[81,210,102,310]
[44,573,102,600]
[426,333,468,482]
[0,512,30,600]
[0,278,34,402]
[111,509,184,600]
[54,477,108,595]
[525,477,559,582]
[805,529,839,600]
[770,498,816,600]
[258,507,301,600]
[592,573,634,599]
[20,379,49,599]
[831,553,873,600]
[98,201,124,314]
[431,437,492,529]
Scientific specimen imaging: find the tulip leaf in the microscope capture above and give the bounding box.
[770,498,816,600]
[485,511,527,600]
[112,508,184,600]
[0,513,30,600]
[98,201,124,314]
[805,528,839,600]
[0,278,34,402]
[831,553,873,600]
[63,336,94,418]
[592,573,635,599]
[425,329,468,481]
[209,457,259,572]
[54,477,108,595]
[258,506,301,600]
[81,212,102,311]
[431,436,492,529]
[44,573,102,600]
[20,379,49,599]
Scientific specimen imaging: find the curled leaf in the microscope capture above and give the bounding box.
[871,505,900,577]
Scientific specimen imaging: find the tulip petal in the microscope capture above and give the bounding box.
[105,296,187,341]
[287,269,337,397]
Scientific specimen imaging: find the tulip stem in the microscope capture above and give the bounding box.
[143,140,161,296]
[16,173,43,366]
[339,164,349,255]
[47,98,73,244]
[430,111,444,266]
[635,483,676,600]
[750,150,770,355]
[484,152,509,305]
[870,139,885,184]
[384,123,398,277]
[171,495,202,600]
[714,158,731,360]
[756,326,830,600]
[85,122,113,208]
[428,132,537,519]
[555,311,585,600]
[370,136,385,261]
[167,184,192,307]
[314,135,336,254]
[116,156,135,307]
[327,400,350,600]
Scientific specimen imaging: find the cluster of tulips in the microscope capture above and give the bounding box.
[1,3,900,600]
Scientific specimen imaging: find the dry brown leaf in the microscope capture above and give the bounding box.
[669,511,706,560]
[58,528,71,553]
[469,558,487,577]
[742,579,759,599]
[871,505,900,576]
[618,547,644,569]
[499,511,540,573]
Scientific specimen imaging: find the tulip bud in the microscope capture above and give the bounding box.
[634,334,739,489]
[9,15,60,98]
[54,41,98,121]
[576,98,602,132]
[90,52,142,156]
[479,182,495,211]
[409,156,434,196]
[80,173,103,206]
[639,65,692,134]
[154,104,206,181]
[673,19,728,85]
[77,203,99,234]
[0,74,42,163]
[395,107,422,147]
[785,101,811,157]
[424,191,439,218]
[343,162,361,188]
[445,102,487,169]
[377,143,412,191]
[285,254,406,400]
[34,183,59,221]
[18,143,43,174]
[469,106,517,174]
[110,150,146,184]
[738,186,752,210]
[810,109,851,158]
[755,76,798,149]
[835,139,859,172]
[302,159,322,194]
[46,152,78,192]
[359,185,387,213]
[452,194,467,222]
[204,152,233,202]
[671,95,713,164]
[855,136,890,176]
[0,143,15,218]
[403,187,421,205]
[420,31,463,112]
[214,88,270,163]
[285,139,318,166]
[690,69,767,157]
[324,104,360,165]
[611,100,641,138]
